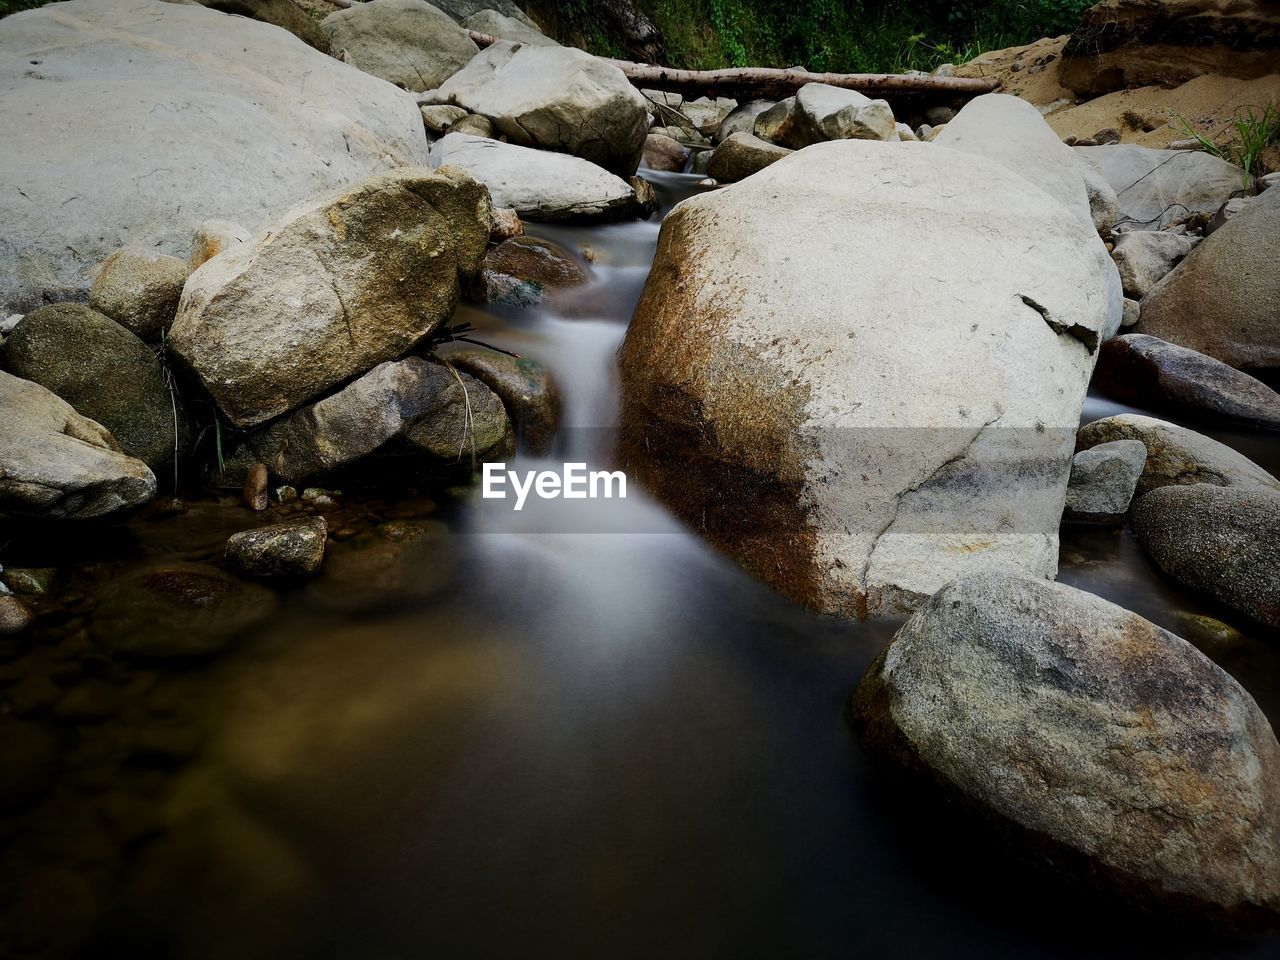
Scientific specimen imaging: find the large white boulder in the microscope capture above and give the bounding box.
[0,0,429,312]
[618,140,1121,618]
[934,94,1093,229]
[427,134,636,222]
[432,40,650,176]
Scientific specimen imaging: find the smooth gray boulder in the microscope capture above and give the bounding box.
[89,247,189,342]
[431,0,537,28]
[226,517,328,578]
[1136,186,1280,372]
[1,304,191,473]
[851,572,1280,928]
[1078,156,1121,234]
[1063,438,1146,524]
[428,134,636,222]
[170,167,492,428]
[0,0,429,312]
[321,0,478,92]
[713,100,774,144]
[1133,484,1280,629]
[706,132,792,182]
[1077,414,1280,495]
[642,133,691,172]
[754,96,798,147]
[619,141,1121,618]
[936,94,1093,229]
[681,96,737,137]
[462,9,556,45]
[1074,145,1247,229]
[793,83,895,146]
[226,357,513,484]
[1111,230,1198,299]
[433,40,650,176]
[0,371,156,521]
[1094,334,1280,430]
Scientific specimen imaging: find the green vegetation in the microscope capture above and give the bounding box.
[1175,102,1280,186]
[530,0,1095,73]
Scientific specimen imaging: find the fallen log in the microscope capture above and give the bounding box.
[463,29,999,100]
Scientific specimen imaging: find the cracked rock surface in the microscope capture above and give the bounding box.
[619,136,1120,618]
[851,572,1280,930]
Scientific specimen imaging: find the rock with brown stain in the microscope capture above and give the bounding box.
[466,236,587,307]
[169,167,492,427]
[851,572,1280,930]
[619,140,1119,618]
[1076,414,1280,496]
[242,463,269,511]
[89,246,189,341]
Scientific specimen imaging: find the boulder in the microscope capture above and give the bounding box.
[793,83,895,146]
[0,0,429,312]
[226,517,328,578]
[713,100,774,145]
[421,103,469,134]
[1111,230,1198,299]
[618,141,1121,618]
[706,132,792,182]
[1074,145,1246,229]
[431,0,537,28]
[850,572,1280,928]
[0,371,156,521]
[434,40,650,176]
[427,134,637,223]
[89,247,189,342]
[1136,187,1280,372]
[465,236,587,306]
[1076,414,1280,495]
[1063,438,1146,524]
[447,113,496,138]
[321,0,478,92]
[170,166,492,428]
[1133,484,1280,628]
[935,94,1093,229]
[2,304,191,472]
[226,357,513,484]
[681,96,737,137]
[461,9,556,45]
[754,96,799,147]
[1061,0,1280,96]
[91,564,277,658]
[642,133,691,173]
[189,0,328,50]
[1078,156,1121,234]
[1094,334,1280,430]
[1121,297,1140,328]
[446,349,560,455]
[189,220,252,271]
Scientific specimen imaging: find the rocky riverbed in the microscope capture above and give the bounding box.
[1,0,1279,956]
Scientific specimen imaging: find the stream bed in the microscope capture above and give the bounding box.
[3,172,1279,960]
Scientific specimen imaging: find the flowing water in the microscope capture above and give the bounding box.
[4,172,1280,959]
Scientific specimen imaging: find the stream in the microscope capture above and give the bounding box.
[4,171,1280,960]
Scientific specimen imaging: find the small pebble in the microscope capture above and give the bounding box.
[275,485,298,503]
[0,596,35,635]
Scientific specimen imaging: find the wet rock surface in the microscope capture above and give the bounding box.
[1094,334,1280,430]
[851,572,1280,929]
[446,348,561,455]
[226,517,328,579]
[1063,438,1146,524]
[1132,484,1280,629]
